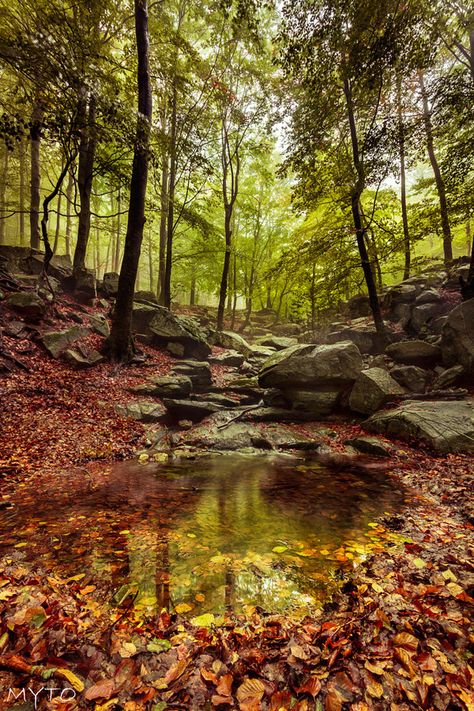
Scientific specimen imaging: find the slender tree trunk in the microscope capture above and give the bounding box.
[41,157,75,276]
[190,273,196,305]
[157,108,168,301]
[231,249,238,329]
[107,0,152,361]
[53,169,63,254]
[73,94,97,277]
[30,98,42,250]
[397,79,411,280]
[65,167,73,258]
[266,285,272,309]
[217,204,233,330]
[148,223,153,290]
[343,76,385,335]
[19,138,26,245]
[0,147,9,245]
[114,188,121,272]
[418,70,452,266]
[162,79,177,309]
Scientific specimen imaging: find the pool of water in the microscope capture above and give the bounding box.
[0,454,405,617]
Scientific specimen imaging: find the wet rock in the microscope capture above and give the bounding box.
[432,365,465,390]
[116,401,166,423]
[258,341,363,389]
[390,365,429,393]
[172,360,212,392]
[89,313,110,337]
[6,291,46,321]
[440,299,474,373]
[210,350,245,367]
[256,335,298,350]
[385,340,442,368]
[216,330,252,356]
[349,367,405,415]
[344,436,392,457]
[365,399,474,453]
[41,325,89,358]
[102,271,119,297]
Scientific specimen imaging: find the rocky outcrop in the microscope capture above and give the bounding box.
[216,331,252,357]
[6,292,45,321]
[131,303,211,359]
[259,341,363,389]
[210,350,245,367]
[41,326,89,358]
[116,401,166,423]
[390,365,429,393]
[63,348,104,368]
[327,323,382,354]
[102,272,119,297]
[89,314,110,337]
[171,360,212,392]
[440,299,474,374]
[365,399,474,453]
[256,335,298,351]
[284,388,341,416]
[349,367,405,415]
[385,340,441,368]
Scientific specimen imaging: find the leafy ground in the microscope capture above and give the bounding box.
[0,299,473,710]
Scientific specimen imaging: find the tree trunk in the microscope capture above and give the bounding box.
[73,94,97,277]
[190,273,196,305]
[53,167,63,254]
[217,205,232,330]
[19,138,26,245]
[29,99,42,250]
[157,108,168,301]
[65,166,74,258]
[0,147,9,245]
[114,188,121,272]
[107,0,152,361]
[148,223,153,289]
[343,76,385,335]
[162,79,177,310]
[418,70,453,266]
[397,78,411,280]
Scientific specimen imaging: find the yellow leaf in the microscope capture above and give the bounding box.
[56,669,85,692]
[191,613,215,627]
[413,557,426,569]
[364,661,385,675]
[14,542,28,548]
[272,545,288,553]
[175,603,193,614]
[66,574,86,582]
[119,530,130,535]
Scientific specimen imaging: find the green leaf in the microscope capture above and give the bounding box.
[191,613,215,627]
[147,638,172,653]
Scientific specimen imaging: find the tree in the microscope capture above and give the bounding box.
[107,0,153,361]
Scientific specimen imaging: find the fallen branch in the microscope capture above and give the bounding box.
[217,400,264,429]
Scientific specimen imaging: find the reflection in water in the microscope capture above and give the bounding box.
[0,455,405,617]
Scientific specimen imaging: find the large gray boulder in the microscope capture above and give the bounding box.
[365,399,474,453]
[6,291,46,321]
[327,324,380,354]
[349,367,405,415]
[385,340,441,368]
[102,272,119,297]
[256,335,298,351]
[116,401,166,423]
[390,365,429,393]
[258,341,363,389]
[285,387,341,416]
[210,350,245,367]
[41,326,89,358]
[441,299,474,374]
[216,331,252,357]
[171,360,212,392]
[131,303,211,359]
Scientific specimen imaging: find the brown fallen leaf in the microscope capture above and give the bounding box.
[236,677,265,704]
[216,673,233,697]
[84,678,115,701]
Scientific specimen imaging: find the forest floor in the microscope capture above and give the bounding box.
[0,298,473,710]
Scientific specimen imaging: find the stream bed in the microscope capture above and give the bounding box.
[0,454,407,618]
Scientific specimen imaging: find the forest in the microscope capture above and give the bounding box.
[0,0,473,709]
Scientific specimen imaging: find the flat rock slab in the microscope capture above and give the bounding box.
[364,399,474,453]
[385,340,441,367]
[116,401,166,423]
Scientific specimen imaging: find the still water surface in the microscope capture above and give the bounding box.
[0,455,405,617]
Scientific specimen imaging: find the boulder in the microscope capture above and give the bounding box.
[73,268,96,302]
[171,360,212,392]
[116,401,166,423]
[285,387,340,416]
[347,294,371,318]
[102,272,119,297]
[149,307,211,359]
[145,375,192,398]
[409,303,442,333]
[89,314,110,337]
[41,326,89,358]
[63,348,104,368]
[210,350,245,367]
[327,325,381,354]
[349,367,405,415]
[344,436,392,457]
[246,344,276,359]
[365,399,474,453]
[432,365,465,390]
[385,340,441,367]
[134,290,159,304]
[390,365,429,392]
[258,341,363,389]
[6,291,46,321]
[256,335,298,350]
[416,288,442,304]
[216,331,252,356]
[440,299,474,373]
